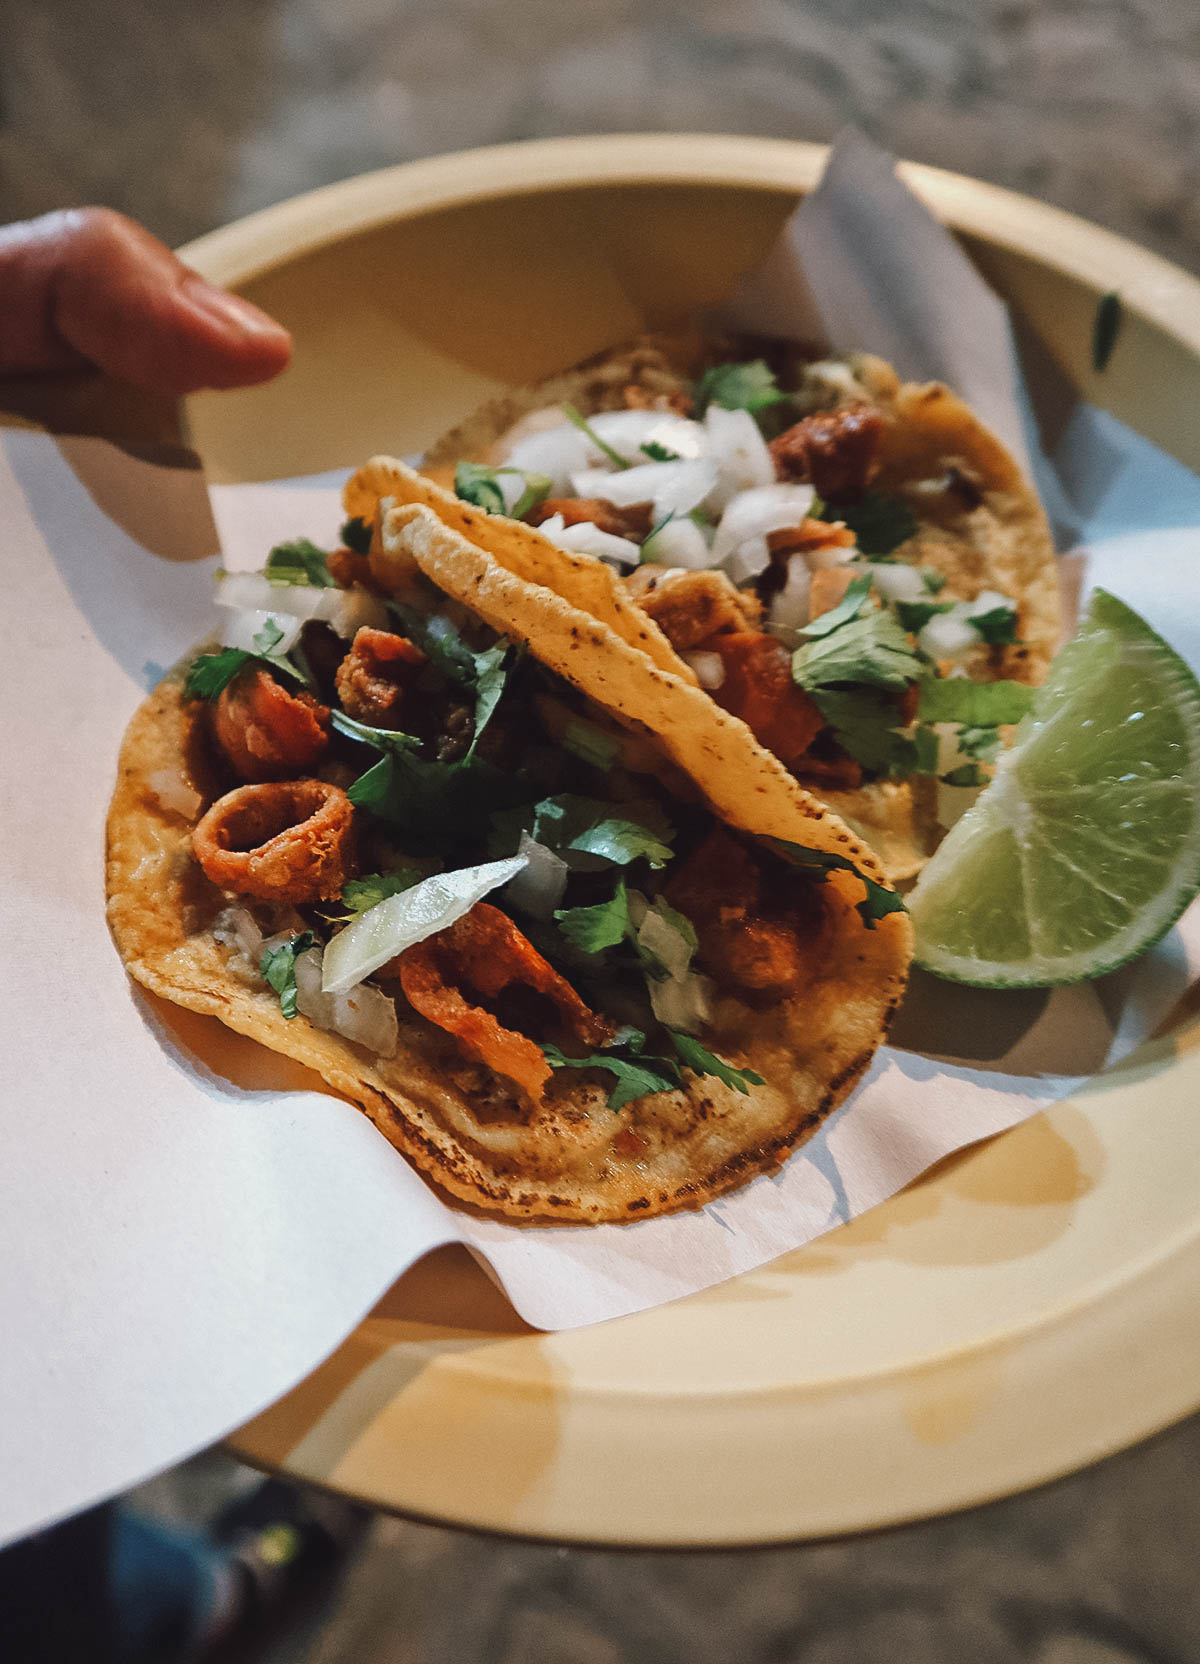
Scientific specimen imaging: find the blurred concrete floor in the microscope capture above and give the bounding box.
[4,2,1200,1659]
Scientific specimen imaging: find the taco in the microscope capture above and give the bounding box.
[106,492,910,1224]
[346,330,1061,881]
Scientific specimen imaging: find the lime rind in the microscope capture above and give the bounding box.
[909,588,1200,988]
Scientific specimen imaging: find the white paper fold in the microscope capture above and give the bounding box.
[4,130,1199,1547]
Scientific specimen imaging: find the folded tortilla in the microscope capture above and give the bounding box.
[107,497,910,1224]
[345,331,1061,880]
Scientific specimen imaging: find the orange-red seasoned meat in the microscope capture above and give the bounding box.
[193,779,357,903]
[769,406,883,500]
[212,666,330,783]
[627,568,759,651]
[325,546,376,590]
[527,497,655,541]
[335,627,426,728]
[666,829,824,1000]
[699,632,825,768]
[396,903,613,1104]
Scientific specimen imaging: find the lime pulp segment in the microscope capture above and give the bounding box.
[908,589,1200,987]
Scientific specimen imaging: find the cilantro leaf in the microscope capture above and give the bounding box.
[940,762,988,787]
[543,1038,680,1111]
[800,574,873,639]
[669,1032,765,1095]
[183,618,308,702]
[640,440,680,462]
[765,836,906,929]
[511,472,552,519]
[922,568,947,595]
[917,678,1035,727]
[968,604,1019,646]
[562,403,630,470]
[808,687,931,778]
[693,360,788,416]
[454,461,507,514]
[793,608,924,694]
[819,490,917,555]
[335,871,424,918]
[555,879,631,954]
[468,641,510,755]
[260,931,317,1020]
[895,599,953,634]
[265,538,337,587]
[340,516,373,554]
[529,795,675,870]
[384,602,513,751]
[183,647,252,701]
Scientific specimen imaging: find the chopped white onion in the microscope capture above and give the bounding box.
[684,650,726,690]
[321,856,528,994]
[216,573,387,640]
[212,905,264,965]
[587,409,709,464]
[865,562,926,604]
[504,832,569,921]
[918,610,982,661]
[220,609,304,654]
[767,554,813,641]
[711,483,817,583]
[571,458,719,520]
[639,516,713,570]
[704,405,775,511]
[649,969,715,1035]
[536,513,642,567]
[803,540,858,573]
[295,948,399,1057]
[637,903,695,983]
[146,768,203,820]
[968,589,1016,621]
[502,424,593,494]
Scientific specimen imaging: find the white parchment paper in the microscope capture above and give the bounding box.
[4,130,1199,1546]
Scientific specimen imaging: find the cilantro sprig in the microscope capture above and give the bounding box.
[793,607,924,694]
[495,794,675,872]
[264,538,338,588]
[693,360,788,417]
[917,678,1035,727]
[260,931,317,1020]
[183,618,309,702]
[340,516,373,554]
[454,461,551,520]
[328,870,425,921]
[818,490,917,556]
[544,1024,764,1111]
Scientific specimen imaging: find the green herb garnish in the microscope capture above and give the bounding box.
[555,879,632,955]
[799,574,873,639]
[640,440,681,462]
[670,1033,764,1096]
[895,599,953,634]
[264,538,338,588]
[454,462,551,519]
[968,604,1019,646]
[765,836,906,929]
[333,871,425,919]
[940,762,988,788]
[543,1037,680,1111]
[693,360,788,417]
[819,491,917,556]
[183,618,308,701]
[793,608,924,694]
[260,931,317,1020]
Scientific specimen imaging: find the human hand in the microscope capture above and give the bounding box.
[0,208,292,395]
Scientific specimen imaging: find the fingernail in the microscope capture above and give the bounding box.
[181,275,290,340]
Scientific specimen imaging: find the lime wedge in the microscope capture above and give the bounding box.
[909,589,1200,987]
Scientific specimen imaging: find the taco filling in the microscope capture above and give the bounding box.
[107,500,910,1224]
[382,334,1060,880]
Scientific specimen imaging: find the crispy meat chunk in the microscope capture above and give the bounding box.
[769,405,883,500]
[527,497,655,542]
[666,830,825,1000]
[335,627,426,728]
[396,904,613,1104]
[699,632,825,768]
[765,519,857,558]
[325,546,376,590]
[625,568,760,652]
[212,666,330,784]
[193,779,357,904]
